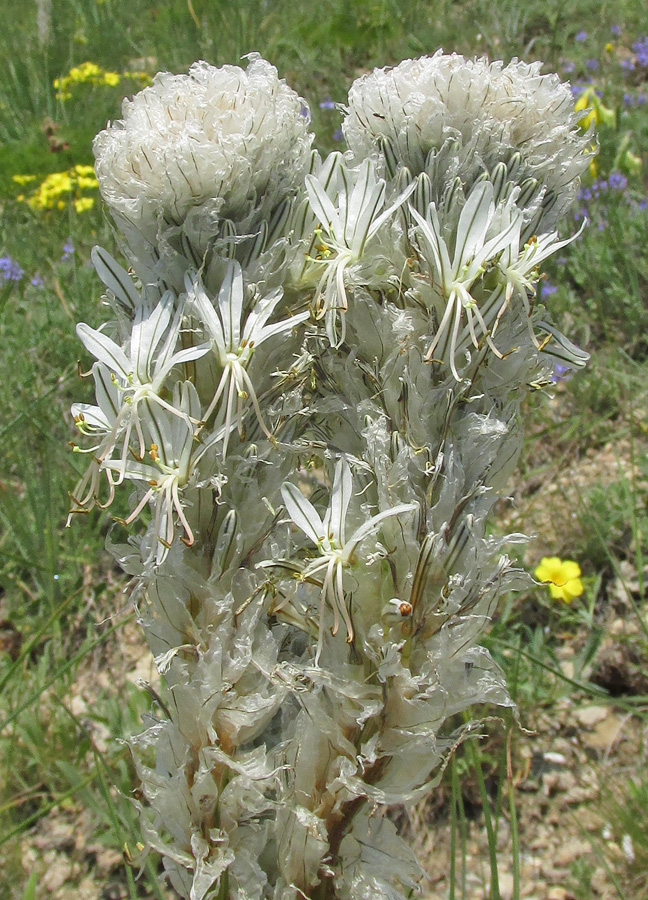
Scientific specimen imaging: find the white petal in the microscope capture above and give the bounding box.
[253,310,309,346]
[409,204,451,289]
[306,174,341,239]
[346,503,418,554]
[281,481,326,546]
[323,459,353,545]
[91,246,140,312]
[71,402,112,431]
[218,260,244,350]
[132,293,173,383]
[76,323,131,380]
[188,274,227,357]
[365,179,416,244]
[453,181,494,270]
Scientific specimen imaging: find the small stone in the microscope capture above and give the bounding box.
[579,809,605,832]
[96,848,123,872]
[581,714,624,749]
[554,838,590,867]
[498,871,515,899]
[575,705,609,727]
[548,888,570,900]
[560,660,575,679]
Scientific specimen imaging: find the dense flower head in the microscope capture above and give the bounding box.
[343,52,591,224]
[93,55,313,239]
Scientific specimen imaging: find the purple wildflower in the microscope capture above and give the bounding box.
[610,25,622,37]
[562,60,575,73]
[586,58,599,70]
[332,127,343,142]
[609,171,628,191]
[540,281,558,299]
[575,30,587,42]
[0,255,24,282]
[623,92,635,107]
[551,363,572,384]
[319,98,336,110]
[30,272,44,288]
[620,58,635,71]
[61,237,75,261]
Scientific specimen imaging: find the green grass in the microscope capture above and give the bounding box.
[0,1,647,898]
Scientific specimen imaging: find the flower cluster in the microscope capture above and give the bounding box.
[93,55,313,282]
[53,61,151,100]
[0,255,24,282]
[70,53,590,900]
[343,52,591,231]
[14,165,98,212]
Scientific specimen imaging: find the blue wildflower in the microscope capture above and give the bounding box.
[332,127,343,142]
[610,25,622,37]
[30,272,44,288]
[586,58,599,70]
[551,363,571,383]
[62,237,75,261]
[319,98,336,110]
[0,255,24,282]
[609,171,628,191]
[562,60,575,74]
[575,30,587,42]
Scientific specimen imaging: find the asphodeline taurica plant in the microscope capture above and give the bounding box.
[68,51,592,900]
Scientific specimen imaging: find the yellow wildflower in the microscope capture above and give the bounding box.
[575,87,615,131]
[74,196,95,213]
[534,557,584,603]
[19,166,99,211]
[12,174,37,185]
[103,71,121,87]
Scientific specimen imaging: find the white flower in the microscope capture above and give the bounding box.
[93,56,313,239]
[305,158,413,345]
[344,52,590,220]
[105,382,223,565]
[497,219,585,308]
[75,292,210,479]
[69,362,121,514]
[273,459,417,659]
[409,182,521,379]
[186,260,309,456]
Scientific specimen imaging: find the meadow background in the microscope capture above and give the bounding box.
[0,1,647,898]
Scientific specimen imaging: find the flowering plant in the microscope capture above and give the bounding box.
[69,52,590,899]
